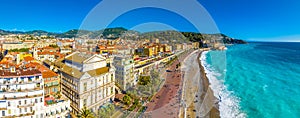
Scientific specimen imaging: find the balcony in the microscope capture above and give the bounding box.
[0,86,42,93]
[0,107,7,110]
[0,93,43,100]
[17,103,35,108]
[0,79,42,85]
[17,110,35,117]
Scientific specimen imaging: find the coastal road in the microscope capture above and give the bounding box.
[134,49,219,118]
[142,49,194,118]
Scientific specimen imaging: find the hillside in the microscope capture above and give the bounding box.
[0,28,246,45]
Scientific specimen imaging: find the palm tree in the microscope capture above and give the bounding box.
[77,106,95,118]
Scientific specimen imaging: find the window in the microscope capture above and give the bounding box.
[19,108,22,113]
[35,99,38,103]
[102,90,104,98]
[106,88,108,96]
[111,74,114,82]
[53,88,57,92]
[99,90,102,98]
[106,75,108,81]
[25,108,27,112]
[2,111,5,116]
[30,107,33,112]
[8,109,11,114]
[84,83,87,91]
[103,77,105,84]
[19,101,21,105]
[40,98,43,102]
[91,95,93,104]
[7,102,10,106]
[24,100,27,104]
[83,99,87,106]
[111,87,113,94]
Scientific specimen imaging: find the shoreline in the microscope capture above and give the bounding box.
[197,50,220,118]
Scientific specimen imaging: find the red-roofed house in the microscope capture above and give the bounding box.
[36,51,57,62]
[23,56,35,62]
[42,70,60,95]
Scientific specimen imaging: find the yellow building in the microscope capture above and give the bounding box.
[192,42,200,48]
[18,53,33,60]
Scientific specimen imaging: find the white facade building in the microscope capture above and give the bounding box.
[0,66,44,118]
[0,63,70,118]
[38,99,70,118]
[59,52,115,115]
[113,55,136,91]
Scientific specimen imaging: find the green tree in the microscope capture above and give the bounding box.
[138,76,150,85]
[77,106,95,118]
[123,95,132,105]
[97,104,116,118]
[49,44,59,48]
[107,104,115,115]
[98,108,109,118]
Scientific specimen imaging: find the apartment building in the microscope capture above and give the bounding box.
[59,52,115,115]
[113,55,136,91]
[42,70,60,95]
[0,62,44,118]
[2,42,34,50]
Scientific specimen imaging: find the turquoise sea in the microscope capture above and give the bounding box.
[201,42,300,118]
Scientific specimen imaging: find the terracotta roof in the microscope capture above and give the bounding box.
[43,46,57,49]
[42,70,57,78]
[0,61,16,67]
[0,68,41,77]
[24,62,50,72]
[37,51,56,55]
[23,56,35,62]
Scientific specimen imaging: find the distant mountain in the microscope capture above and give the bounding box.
[0,29,25,35]
[137,31,246,45]
[0,27,246,44]
[56,27,131,39]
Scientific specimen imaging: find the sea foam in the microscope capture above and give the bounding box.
[200,51,246,118]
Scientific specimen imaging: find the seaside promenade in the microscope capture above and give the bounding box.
[142,49,194,118]
[117,49,219,118]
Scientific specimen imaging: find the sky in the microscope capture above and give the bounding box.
[0,0,300,42]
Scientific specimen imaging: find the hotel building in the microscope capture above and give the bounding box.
[59,52,115,115]
[113,55,136,91]
[0,62,44,118]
